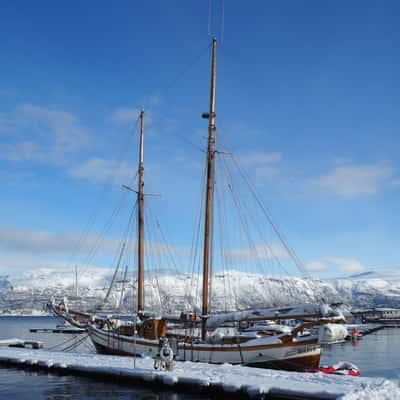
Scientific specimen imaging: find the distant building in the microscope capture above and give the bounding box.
[351,307,400,323]
[374,308,400,319]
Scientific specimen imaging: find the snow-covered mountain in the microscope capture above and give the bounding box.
[0,276,13,292]
[331,269,400,309]
[8,267,110,292]
[0,268,399,314]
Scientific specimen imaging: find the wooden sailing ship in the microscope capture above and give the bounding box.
[52,38,344,371]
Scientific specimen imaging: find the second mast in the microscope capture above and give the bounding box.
[201,37,217,340]
[137,110,145,313]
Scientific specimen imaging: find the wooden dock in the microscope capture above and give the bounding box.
[0,338,43,349]
[345,323,385,338]
[30,327,86,334]
[0,346,397,399]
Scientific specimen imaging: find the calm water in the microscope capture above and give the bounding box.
[0,316,211,400]
[320,327,400,380]
[0,316,399,399]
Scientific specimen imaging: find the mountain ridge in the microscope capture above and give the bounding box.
[1,268,399,314]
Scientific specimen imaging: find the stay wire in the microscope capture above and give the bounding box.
[154,42,211,103]
[144,205,164,313]
[208,0,212,36]
[230,153,310,278]
[225,155,290,276]
[215,161,238,310]
[78,188,129,278]
[99,201,137,311]
[213,132,291,279]
[47,334,82,351]
[185,155,207,308]
[67,115,141,274]
[221,0,225,45]
[62,334,90,352]
[220,155,265,274]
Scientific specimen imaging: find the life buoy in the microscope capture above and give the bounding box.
[154,337,174,371]
[160,346,173,362]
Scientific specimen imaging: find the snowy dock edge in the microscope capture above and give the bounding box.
[0,347,398,399]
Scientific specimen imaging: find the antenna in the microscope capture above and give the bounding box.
[221,0,225,45]
[208,0,212,36]
[207,0,225,44]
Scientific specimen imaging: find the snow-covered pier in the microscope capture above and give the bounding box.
[0,347,398,399]
[0,338,43,349]
[345,323,385,336]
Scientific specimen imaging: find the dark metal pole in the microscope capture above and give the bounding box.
[201,38,217,340]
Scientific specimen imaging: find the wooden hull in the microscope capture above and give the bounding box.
[92,341,136,356]
[245,353,320,372]
[88,325,321,371]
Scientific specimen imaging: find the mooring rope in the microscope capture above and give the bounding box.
[46,334,84,351]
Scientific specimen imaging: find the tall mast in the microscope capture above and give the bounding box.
[137,110,145,313]
[201,37,217,340]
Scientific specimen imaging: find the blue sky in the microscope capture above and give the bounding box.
[0,1,399,278]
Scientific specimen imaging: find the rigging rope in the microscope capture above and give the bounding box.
[67,115,140,275]
[184,156,207,310]
[208,0,212,36]
[148,43,211,108]
[207,0,225,44]
[47,334,82,351]
[62,334,90,352]
[146,201,181,313]
[116,265,129,314]
[230,153,310,278]
[220,154,265,273]
[221,0,225,45]
[101,201,137,309]
[221,154,290,275]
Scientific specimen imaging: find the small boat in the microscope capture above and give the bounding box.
[307,361,361,376]
[318,323,348,344]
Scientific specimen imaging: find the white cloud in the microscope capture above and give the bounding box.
[110,107,154,126]
[0,253,104,274]
[0,225,119,255]
[0,113,18,133]
[255,165,280,180]
[146,95,162,106]
[68,157,135,184]
[239,151,282,167]
[110,107,140,125]
[391,179,400,188]
[0,169,37,186]
[0,103,91,164]
[305,260,327,272]
[0,224,190,273]
[68,156,163,185]
[329,257,366,273]
[0,140,45,162]
[309,163,394,196]
[333,157,352,166]
[224,243,288,264]
[306,257,367,274]
[235,151,282,184]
